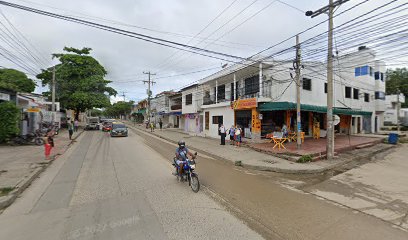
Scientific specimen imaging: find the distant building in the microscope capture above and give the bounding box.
[384,94,406,125]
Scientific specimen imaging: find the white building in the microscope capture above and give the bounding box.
[181,47,386,139]
[384,94,406,125]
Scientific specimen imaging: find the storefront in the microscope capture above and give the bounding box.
[259,101,372,137]
[233,98,261,139]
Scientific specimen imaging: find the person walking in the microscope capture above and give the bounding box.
[219,124,226,145]
[159,118,163,130]
[235,126,242,147]
[150,122,155,132]
[228,125,235,145]
[74,119,79,132]
[68,120,74,140]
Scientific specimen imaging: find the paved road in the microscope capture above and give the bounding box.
[1,128,407,240]
[0,130,262,240]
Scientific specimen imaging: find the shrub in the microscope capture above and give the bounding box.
[0,102,20,143]
[297,155,313,163]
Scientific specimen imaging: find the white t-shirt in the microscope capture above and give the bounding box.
[219,126,226,133]
[235,128,241,135]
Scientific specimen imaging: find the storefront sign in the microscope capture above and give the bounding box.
[0,93,10,101]
[26,107,41,112]
[251,108,261,133]
[233,98,257,110]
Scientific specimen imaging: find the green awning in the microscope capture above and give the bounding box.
[134,109,146,114]
[259,102,372,116]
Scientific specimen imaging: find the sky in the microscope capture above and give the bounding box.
[0,0,403,103]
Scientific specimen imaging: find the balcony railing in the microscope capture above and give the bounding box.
[171,104,182,110]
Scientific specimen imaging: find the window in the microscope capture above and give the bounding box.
[345,86,352,98]
[374,71,380,80]
[364,93,370,102]
[369,67,373,76]
[361,66,369,75]
[217,84,225,101]
[212,115,223,124]
[230,82,235,101]
[375,91,385,100]
[302,78,312,91]
[244,75,259,96]
[324,82,327,93]
[381,73,384,81]
[185,93,192,105]
[353,88,359,100]
[355,67,361,76]
[205,112,209,130]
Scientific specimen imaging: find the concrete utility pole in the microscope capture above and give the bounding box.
[295,35,302,149]
[52,66,56,111]
[397,89,401,133]
[306,0,349,160]
[51,66,56,122]
[121,91,126,102]
[143,71,156,122]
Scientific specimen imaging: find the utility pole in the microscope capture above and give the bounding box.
[306,0,349,160]
[51,66,56,122]
[295,35,302,149]
[121,91,126,102]
[397,89,401,133]
[143,71,156,122]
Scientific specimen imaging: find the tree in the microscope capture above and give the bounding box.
[0,101,20,143]
[0,68,36,92]
[386,68,408,107]
[36,47,117,120]
[103,101,133,118]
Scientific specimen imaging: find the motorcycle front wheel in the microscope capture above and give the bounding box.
[190,174,200,193]
[35,138,44,146]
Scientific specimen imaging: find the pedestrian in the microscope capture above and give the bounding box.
[150,122,155,132]
[235,126,242,147]
[74,119,79,132]
[68,120,74,140]
[159,118,163,130]
[228,125,235,145]
[146,120,149,129]
[219,124,226,145]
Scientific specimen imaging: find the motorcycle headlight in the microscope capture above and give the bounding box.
[190,164,195,170]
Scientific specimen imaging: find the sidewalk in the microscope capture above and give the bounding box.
[0,129,83,209]
[127,123,395,174]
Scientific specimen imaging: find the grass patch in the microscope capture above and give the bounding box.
[296,155,313,163]
[0,187,14,197]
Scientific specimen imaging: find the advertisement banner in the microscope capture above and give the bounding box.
[233,98,257,110]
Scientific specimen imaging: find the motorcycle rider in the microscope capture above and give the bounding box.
[174,140,195,177]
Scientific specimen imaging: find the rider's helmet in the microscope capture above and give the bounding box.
[178,140,186,148]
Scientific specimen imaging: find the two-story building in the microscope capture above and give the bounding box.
[384,94,406,125]
[181,46,386,139]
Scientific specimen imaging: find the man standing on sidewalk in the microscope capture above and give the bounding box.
[159,118,163,130]
[219,124,226,145]
[68,120,74,140]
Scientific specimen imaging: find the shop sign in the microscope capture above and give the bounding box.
[233,98,257,110]
[0,93,10,101]
[26,107,41,112]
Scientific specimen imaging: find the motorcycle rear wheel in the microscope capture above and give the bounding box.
[35,138,44,146]
[190,175,200,193]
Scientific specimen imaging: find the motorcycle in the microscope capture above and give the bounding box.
[172,152,200,193]
[12,132,44,146]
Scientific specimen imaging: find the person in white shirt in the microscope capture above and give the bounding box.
[219,124,226,145]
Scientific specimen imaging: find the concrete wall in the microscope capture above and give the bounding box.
[202,105,234,138]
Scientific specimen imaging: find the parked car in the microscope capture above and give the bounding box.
[85,117,99,130]
[102,122,112,132]
[110,122,128,137]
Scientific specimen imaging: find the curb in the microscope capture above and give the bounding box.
[127,124,396,174]
[0,129,85,210]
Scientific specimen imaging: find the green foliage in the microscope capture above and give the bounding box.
[90,108,103,117]
[36,47,117,119]
[0,68,36,92]
[0,102,20,143]
[386,68,408,108]
[103,101,133,118]
[296,155,313,163]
